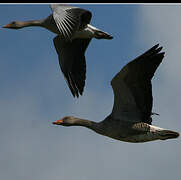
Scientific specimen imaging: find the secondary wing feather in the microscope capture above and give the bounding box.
[50,4,92,40]
[53,35,91,97]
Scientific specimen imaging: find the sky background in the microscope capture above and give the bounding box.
[0,3,181,180]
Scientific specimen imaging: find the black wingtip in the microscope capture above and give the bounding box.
[160,52,165,56]
[154,43,159,48]
[146,43,165,57]
[157,46,163,52]
[152,44,161,52]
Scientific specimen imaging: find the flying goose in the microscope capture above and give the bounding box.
[52,44,179,143]
[3,4,113,98]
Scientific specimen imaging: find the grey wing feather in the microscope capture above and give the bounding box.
[50,4,92,40]
[50,4,77,11]
[53,35,91,97]
[111,44,165,124]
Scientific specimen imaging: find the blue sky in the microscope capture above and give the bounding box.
[0,4,181,180]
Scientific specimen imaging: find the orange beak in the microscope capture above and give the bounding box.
[52,119,63,125]
[2,24,11,28]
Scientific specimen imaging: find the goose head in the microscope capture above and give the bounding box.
[52,116,80,126]
[52,116,97,130]
[3,21,25,29]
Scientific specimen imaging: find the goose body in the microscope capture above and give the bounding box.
[53,44,179,143]
[93,116,178,143]
[3,4,113,98]
[41,15,105,39]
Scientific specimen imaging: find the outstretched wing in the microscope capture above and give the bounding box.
[110,44,165,124]
[53,35,91,98]
[50,4,92,40]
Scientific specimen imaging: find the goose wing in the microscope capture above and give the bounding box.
[110,44,165,124]
[53,35,92,98]
[50,4,92,40]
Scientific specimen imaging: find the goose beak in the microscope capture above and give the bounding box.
[2,24,11,28]
[52,119,63,125]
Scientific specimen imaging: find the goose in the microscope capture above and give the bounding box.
[3,4,113,98]
[52,44,179,143]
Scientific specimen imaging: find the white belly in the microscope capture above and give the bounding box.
[73,28,94,39]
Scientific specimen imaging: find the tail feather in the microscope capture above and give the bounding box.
[159,130,179,140]
[94,30,113,40]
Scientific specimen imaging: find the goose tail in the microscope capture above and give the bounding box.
[94,30,113,39]
[159,129,179,140]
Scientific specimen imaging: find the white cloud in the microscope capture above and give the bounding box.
[137,5,181,129]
